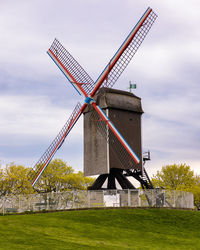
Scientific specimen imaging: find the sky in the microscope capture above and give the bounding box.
[0,0,199,178]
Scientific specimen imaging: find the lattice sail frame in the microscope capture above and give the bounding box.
[90,8,157,96]
[48,39,95,95]
[29,102,83,186]
[101,10,157,89]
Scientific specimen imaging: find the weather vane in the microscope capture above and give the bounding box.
[128,81,137,93]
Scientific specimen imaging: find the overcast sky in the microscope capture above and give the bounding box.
[0,0,199,178]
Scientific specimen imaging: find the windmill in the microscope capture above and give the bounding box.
[28,7,157,189]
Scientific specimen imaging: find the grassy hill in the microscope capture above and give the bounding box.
[0,208,200,249]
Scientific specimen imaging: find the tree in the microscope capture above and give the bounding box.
[151,164,195,190]
[0,168,4,197]
[0,159,95,196]
[0,163,34,196]
[35,159,74,193]
[152,164,200,209]
[35,159,95,192]
[188,175,200,209]
[61,171,95,191]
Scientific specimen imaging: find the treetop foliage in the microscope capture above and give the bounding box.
[0,159,95,196]
[152,163,200,208]
[152,164,195,190]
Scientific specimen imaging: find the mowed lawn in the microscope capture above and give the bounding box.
[0,208,200,249]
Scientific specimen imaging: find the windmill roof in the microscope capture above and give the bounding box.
[97,87,140,99]
[85,87,143,113]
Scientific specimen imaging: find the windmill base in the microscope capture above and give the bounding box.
[88,167,153,190]
[88,168,135,190]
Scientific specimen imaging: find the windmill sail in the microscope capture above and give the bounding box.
[91,8,157,96]
[102,9,157,89]
[48,39,95,96]
[29,102,84,186]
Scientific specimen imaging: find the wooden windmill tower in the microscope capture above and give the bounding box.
[28,7,157,189]
[84,87,145,189]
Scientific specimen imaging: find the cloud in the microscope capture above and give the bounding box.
[0,94,83,165]
[0,94,83,137]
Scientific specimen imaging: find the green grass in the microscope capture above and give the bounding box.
[0,208,200,249]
